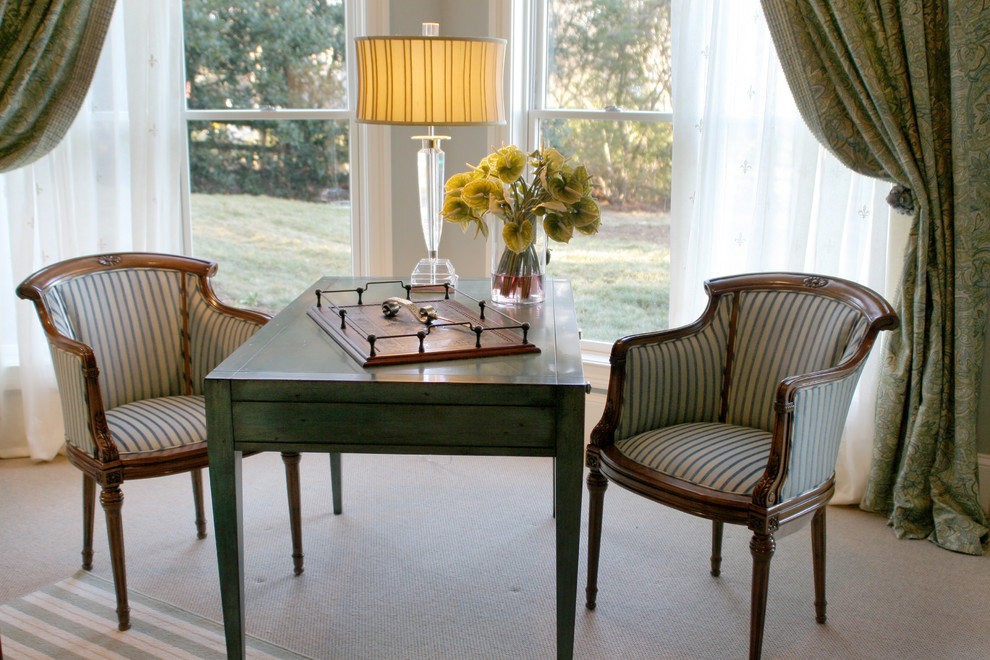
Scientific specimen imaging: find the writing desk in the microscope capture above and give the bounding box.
[206,277,586,659]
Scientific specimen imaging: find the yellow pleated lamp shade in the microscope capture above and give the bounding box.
[355,35,506,126]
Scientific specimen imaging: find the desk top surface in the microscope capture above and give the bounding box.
[208,277,586,387]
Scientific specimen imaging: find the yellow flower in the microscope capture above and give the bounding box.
[445,171,477,192]
[502,218,535,253]
[546,170,583,205]
[575,216,602,236]
[461,179,500,209]
[442,195,481,229]
[441,143,601,247]
[488,145,527,184]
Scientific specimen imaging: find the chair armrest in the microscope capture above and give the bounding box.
[188,302,269,392]
[47,338,117,461]
[592,297,732,447]
[757,362,866,505]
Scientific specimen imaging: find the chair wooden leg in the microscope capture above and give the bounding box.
[329,452,342,515]
[282,452,304,575]
[100,484,130,631]
[82,475,96,570]
[812,508,827,623]
[191,469,207,539]
[749,531,776,660]
[711,520,724,576]
[585,465,608,610]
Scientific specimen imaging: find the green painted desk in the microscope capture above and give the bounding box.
[206,277,586,659]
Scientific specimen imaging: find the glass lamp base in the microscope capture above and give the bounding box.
[411,258,458,286]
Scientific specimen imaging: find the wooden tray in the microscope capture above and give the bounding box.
[308,292,540,367]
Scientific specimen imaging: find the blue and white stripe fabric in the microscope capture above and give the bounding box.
[611,286,871,498]
[53,269,185,411]
[186,274,263,395]
[43,266,261,458]
[49,345,95,456]
[616,422,772,495]
[779,364,865,499]
[614,298,732,441]
[724,290,863,432]
[105,395,207,453]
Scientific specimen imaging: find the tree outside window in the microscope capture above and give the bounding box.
[534,0,672,342]
[181,0,351,313]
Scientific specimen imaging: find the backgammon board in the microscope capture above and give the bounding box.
[307,280,541,367]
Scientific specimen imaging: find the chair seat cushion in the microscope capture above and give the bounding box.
[615,422,772,495]
[105,395,207,453]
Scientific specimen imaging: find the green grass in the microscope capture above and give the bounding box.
[191,193,350,312]
[191,193,670,340]
[551,241,670,342]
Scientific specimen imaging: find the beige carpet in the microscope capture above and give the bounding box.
[1,452,988,659]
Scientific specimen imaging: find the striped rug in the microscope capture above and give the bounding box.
[0,572,310,659]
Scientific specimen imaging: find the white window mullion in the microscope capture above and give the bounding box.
[350,0,390,277]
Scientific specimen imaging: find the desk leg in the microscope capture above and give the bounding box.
[207,379,246,659]
[554,388,584,660]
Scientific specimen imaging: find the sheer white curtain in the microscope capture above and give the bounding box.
[0,2,185,459]
[669,0,902,504]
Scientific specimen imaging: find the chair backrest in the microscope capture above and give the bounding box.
[17,254,267,458]
[44,267,190,409]
[610,273,895,444]
[722,286,869,432]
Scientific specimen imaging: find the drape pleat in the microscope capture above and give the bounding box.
[0,0,117,172]
[761,0,989,554]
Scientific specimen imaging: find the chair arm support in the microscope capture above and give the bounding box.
[192,309,266,361]
[47,340,118,462]
[757,363,867,505]
[187,286,271,392]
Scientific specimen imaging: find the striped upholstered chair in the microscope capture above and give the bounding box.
[584,272,897,660]
[16,253,334,631]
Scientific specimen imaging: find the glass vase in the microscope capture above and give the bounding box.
[490,215,547,305]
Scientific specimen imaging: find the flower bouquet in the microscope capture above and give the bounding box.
[441,144,601,304]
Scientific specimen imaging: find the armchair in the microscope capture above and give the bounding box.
[16,252,340,630]
[585,272,897,659]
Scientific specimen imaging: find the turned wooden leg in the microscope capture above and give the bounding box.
[711,520,724,576]
[811,508,827,624]
[82,475,96,570]
[749,531,776,660]
[329,452,342,515]
[282,452,304,575]
[101,484,130,631]
[191,469,207,539]
[585,464,608,610]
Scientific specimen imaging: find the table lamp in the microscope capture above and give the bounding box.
[355,23,506,286]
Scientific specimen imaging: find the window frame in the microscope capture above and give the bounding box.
[177,0,387,278]
[526,0,674,366]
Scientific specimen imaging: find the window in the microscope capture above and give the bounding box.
[181,0,352,313]
[529,0,672,344]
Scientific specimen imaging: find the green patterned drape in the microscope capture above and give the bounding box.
[0,0,117,172]
[761,0,990,554]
